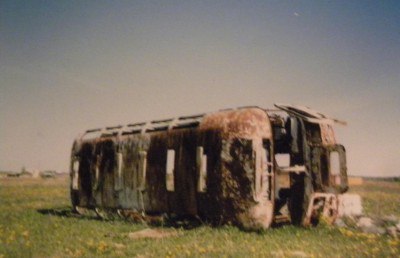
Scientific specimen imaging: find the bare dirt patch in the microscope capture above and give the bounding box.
[127,228,179,240]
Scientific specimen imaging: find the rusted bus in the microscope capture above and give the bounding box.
[71,107,275,230]
[70,105,348,229]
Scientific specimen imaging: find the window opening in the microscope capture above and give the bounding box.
[263,139,273,201]
[114,152,123,190]
[166,149,175,191]
[138,151,147,191]
[72,159,80,190]
[320,152,329,186]
[254,147,266,197]
[275,153,290,167]
[196,147,207,192]
[93,154,100,190]
[330,151,341,185]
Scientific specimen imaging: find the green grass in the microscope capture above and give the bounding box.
[349,180,400,218]
[0,177,399,257]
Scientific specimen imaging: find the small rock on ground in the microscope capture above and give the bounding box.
[334,218,347,228]
[386,226,398,238]
[360,225,386,235]
[356,217,373,228]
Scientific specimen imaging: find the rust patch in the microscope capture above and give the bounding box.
[200,108,272,140]
[320,124,336,146]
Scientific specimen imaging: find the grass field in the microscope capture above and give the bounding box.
[0,177,399,258]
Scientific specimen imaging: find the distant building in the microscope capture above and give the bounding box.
[40,170,56,178]
[31,169,40,178]
[348,177,363,186]
[19,170,33,178]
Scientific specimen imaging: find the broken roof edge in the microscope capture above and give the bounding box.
[76,105,347,142]
[78,106,270,141]
[274,103,347,126]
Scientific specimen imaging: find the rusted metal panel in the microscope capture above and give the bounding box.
[200,107,272,140]
[303,192,338,226]
[320,124,336,146]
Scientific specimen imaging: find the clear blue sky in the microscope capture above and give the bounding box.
[1,0,399,176]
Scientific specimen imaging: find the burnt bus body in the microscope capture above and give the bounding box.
[70,105,348,230]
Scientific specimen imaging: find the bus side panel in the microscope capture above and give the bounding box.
[116,135,151,210]
[196,130,223,222]
[97,140,118,208]
[77,142,95,207]
[143,133,169,213]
